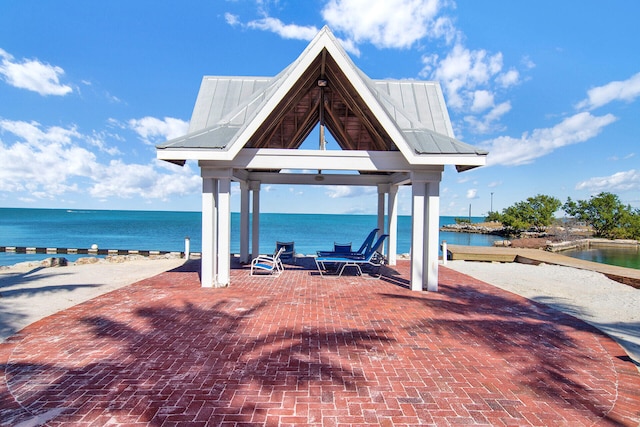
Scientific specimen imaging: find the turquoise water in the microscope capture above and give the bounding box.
[0,208,500,266]
[562,247,640,270]
[3,208,637,269]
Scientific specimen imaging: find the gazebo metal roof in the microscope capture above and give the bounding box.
[157,26,486,172]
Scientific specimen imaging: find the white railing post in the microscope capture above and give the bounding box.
[441,240,447,266]
[184,237,191,260]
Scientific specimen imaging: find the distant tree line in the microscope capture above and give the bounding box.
[486,192,640,240]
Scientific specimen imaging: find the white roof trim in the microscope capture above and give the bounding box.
[156,26,487,171]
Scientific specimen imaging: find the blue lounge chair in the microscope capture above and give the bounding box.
[332,242,353,254]
[251,247,285,276]
[315,234,389,277]
[276,241,296,264]
[316,228,379,258]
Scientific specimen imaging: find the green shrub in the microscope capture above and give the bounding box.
[563,192,640,239]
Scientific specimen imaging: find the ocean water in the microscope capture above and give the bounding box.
[5,208,637,269]
[0,208,500,266]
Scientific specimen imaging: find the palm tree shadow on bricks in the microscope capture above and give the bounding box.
[379,280,632,425]
[0,299,395,425]
[2,262,638,426]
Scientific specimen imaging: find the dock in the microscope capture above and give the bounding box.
[445,244,640,289]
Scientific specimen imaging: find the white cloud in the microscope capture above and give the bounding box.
[576,71,640,110]
[429,15,459,45]
[521,56,536,70]
[421,41,523,134]
[0,119,200,201]
[230,13,361,55]
[464,101,511,134]
[321,0,445,49]
[575,169,640,193]
[228,0,455,55]
[0,48,72,96]
[89,160,201,200]
[225,13,240,26]
[287,186,304,196]
[0,120,97,196]
[486,102,511,122]
[246,17,319,40]
[608,152,636,161]
[0,119,81,146]
[128,116,189,145]
[496,69,520,88]
[466,189,478,199]
[422,44,504,110]
[482,112,617,166]
[325,185,376,198]
[470,90,494,113]
[87,130,123,156]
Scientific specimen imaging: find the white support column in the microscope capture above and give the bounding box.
[410,181,426,292]
[387,185,398,266]
[425,182,440,292]
[217,176,232,287]
[409,169,443,292]
[377,184,387,256]
[239,182,250,264]
[201,178,217,288]
[250,181,261,258]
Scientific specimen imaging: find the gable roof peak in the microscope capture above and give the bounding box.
[157,26,487,171]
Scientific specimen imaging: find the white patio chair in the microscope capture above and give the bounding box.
[250,247,285,276]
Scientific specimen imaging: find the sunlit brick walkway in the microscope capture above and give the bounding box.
[1,259,639,426]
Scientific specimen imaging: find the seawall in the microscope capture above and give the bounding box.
[547,238,639,252]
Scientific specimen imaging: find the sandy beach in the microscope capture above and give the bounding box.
[1,256,638,368]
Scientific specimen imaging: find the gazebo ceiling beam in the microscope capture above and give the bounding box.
[322,99,357,149]
[249,58,323,148]
[324,62,391,151]
[219,148,413,171]
[205,168,414,187]
[285,94,322,146]
[244,171,394,186]
[320,49,327,79]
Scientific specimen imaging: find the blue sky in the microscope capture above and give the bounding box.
[1,0,639,216]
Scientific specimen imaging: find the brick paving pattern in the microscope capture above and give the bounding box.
[1,259,639,426]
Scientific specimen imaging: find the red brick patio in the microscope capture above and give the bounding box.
[1,259,638,426]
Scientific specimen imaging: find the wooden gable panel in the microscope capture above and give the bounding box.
[246,49,397,152]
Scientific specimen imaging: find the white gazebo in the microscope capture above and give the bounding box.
[157,27,487,291]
